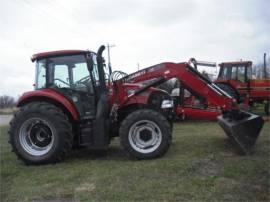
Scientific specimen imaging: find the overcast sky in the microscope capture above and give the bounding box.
[0,0,269,96]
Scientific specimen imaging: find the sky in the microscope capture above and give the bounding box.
[0,0,269,96]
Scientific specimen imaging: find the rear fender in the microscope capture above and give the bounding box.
[17,89,80,121]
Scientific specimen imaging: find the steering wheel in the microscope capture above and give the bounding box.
[75,75,91,85]
[54,78,70,86]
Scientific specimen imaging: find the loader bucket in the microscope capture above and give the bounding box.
[217,111,264,154]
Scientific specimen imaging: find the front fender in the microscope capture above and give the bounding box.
[17,89,80,121]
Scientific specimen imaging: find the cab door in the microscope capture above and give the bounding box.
[47,54,97,119]
[234,65,249,96]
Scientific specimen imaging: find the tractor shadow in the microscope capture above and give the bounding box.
[67,137,239,163]
[68,142,129,162]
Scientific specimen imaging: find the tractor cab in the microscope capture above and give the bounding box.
[217,61,252,83]
[34,53,96,92]
[32,49,107,119]
[215,61,253,102]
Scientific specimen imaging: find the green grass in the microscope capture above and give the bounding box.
[0,108,17,115]
[1,121,269,202]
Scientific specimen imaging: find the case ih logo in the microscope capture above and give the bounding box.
[127,70,146,81]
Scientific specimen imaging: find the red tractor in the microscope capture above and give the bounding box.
[215,61,270,114]
[172,59,270,120]
[9,46,264,165]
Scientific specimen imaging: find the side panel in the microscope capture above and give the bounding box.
[215,80,270,101]
[244,79,270,101]
[177,107,221,121]
[17,89,80,121]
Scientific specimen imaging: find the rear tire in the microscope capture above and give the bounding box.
[9,102,73,165]
[216,83,239,102]
[119,109,171,159]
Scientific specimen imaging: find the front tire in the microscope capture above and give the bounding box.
[119,109,171,159]
[9,102,73,165]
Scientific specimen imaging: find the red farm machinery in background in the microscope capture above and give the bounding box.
[171,59,270,121]
[215,60,270,115]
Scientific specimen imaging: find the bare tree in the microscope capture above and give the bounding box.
[253,54,270,79]
[0,95,16,109]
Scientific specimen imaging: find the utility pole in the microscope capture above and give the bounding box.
[137,63,140,71]
[263,53,267,79]
[106,44,115,75]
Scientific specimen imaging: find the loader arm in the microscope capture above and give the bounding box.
[118,61,264,154]
[122,62,236,112]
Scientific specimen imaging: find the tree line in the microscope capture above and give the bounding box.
[253,56,270,79]
[0,95,16,109]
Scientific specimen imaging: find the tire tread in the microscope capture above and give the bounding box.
[8,102,73,165]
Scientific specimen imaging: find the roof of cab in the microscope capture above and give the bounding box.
[31,50,90,62]
[219,61,252,66]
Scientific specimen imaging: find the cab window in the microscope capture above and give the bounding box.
[54,65,69,88]
[35,54,93,93]
[231,66,237,80]
[237,66,246,82]
[219,67,230,79]
[35,59,46,89]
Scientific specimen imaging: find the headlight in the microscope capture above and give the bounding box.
[161,100,174,109]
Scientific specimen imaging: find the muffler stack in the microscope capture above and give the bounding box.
[217,111,264,154]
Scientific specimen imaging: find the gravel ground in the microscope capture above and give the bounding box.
[0,115,12,126]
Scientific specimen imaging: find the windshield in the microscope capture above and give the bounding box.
[35,54,94,93]
[219,64,248,82]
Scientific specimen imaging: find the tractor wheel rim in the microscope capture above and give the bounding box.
[19,118,54,156]
[128,120,162,154]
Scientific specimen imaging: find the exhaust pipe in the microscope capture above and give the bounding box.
[217,110,264,154]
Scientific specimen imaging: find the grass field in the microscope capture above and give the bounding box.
[1,121,269,202]
[0,108,17,115]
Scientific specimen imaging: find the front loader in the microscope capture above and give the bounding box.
[9,45,264,165]
[123,59,264,154]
